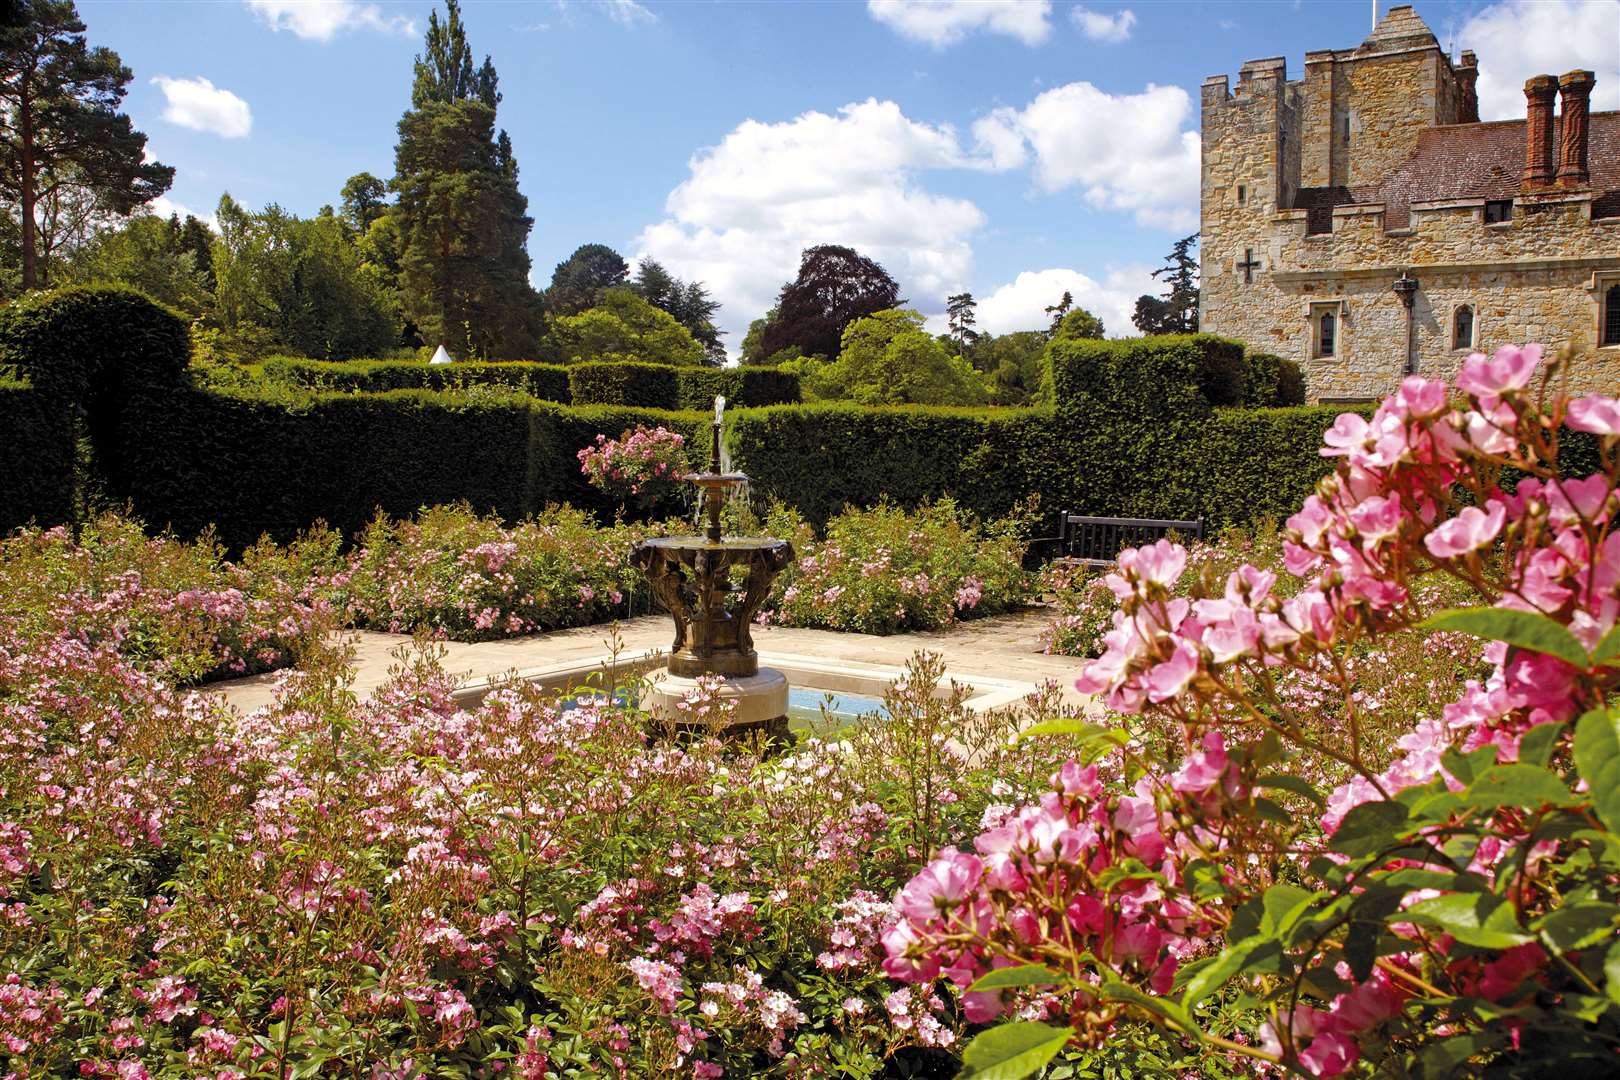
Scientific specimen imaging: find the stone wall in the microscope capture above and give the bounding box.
[1207,192,1620,400]
[1199,5,1618,404]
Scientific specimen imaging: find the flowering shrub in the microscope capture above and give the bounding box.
[0,527,1106,1078]
[577,424,692,513]
[0,513,340,684]
[344,503,655,641]
[764,499,1033,635]
[1037,562,1116,658]
[882,345,1620,1076]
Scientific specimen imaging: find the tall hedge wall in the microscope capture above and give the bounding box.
[260,357,573,403]
[567,361,800,410]
[0,288,1363,549]
[0,381,74,534]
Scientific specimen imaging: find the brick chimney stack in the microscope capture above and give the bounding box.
[1557,69,1597,188]
[1456,52,1480,123]
[1523,75,1558,189]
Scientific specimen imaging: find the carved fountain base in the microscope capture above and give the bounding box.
[631,534,796,741]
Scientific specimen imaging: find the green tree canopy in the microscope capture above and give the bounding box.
[210,194,399,360]
[62,211,213,316]
[759,245,900,362]
[1133,232,1199,334]
[975,330,1050,406]
[632,257,723,364]
[1052,306,1105,341]
[547,287,703,365]
[340,172,389,235]
[0,0,173,290]
[790,307,986,406]
[547,243,629,316]
[392,0,538,358]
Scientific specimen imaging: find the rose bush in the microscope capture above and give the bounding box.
[0,533,1106,1079]
[882,345,1620,1077]
[0,513,340,684]
[763,499,1033,635]
[577,425,692,515]
[343,503,656,641]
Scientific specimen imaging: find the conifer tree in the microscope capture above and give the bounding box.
[391,0,537,358]
[0,0,173,289]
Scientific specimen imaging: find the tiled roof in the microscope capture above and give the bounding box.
[1291,112,1620,227]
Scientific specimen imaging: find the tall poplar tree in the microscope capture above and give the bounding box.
[392,0,537,358]
[0,0,173,290]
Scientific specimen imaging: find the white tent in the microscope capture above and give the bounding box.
[428,344,454,366]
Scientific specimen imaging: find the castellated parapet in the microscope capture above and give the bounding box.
[1200,5,1620,402]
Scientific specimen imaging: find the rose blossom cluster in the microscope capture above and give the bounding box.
[882,346,1620,1077]
[881,758,1229,1033]
[578,425,689,501]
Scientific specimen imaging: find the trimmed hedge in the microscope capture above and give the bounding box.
[260,357,573,403]
[0,288,1363,549]
[728,404,1045,527]
[0,381,74,534]
[114,384,711,549]
[568,361,801,410]
[568,361,679,410]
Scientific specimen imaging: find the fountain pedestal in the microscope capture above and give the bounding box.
[631,535,795,735]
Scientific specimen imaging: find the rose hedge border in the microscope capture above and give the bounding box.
[0,288,1395,547]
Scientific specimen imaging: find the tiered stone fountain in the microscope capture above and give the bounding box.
[631,398,796,738]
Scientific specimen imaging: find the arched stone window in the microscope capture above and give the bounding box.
[1453,305,1474,349]
[1605,283,1620,347]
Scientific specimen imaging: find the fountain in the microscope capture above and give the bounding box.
[631,397,796,739]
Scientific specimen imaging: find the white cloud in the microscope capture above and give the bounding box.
[971,265,1157,340]
[151,76,252,139]
[603,0,656,27]
[867,0,1053,48]
[246,0,415,41]
[972,81,1199,229]
[1071,6,1135,43]
[635,99,993,351]
[1459,0,1620,121]
[148,196,219,231]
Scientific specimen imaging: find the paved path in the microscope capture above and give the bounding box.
[208,608,1087,715]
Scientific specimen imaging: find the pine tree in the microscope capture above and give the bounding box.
[1044,290,1073,334]
[391,0,537,358]
[1,0,173,289]
[1133,232,1200,334]
[945,291,978,349]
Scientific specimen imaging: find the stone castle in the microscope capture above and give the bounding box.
[1199,5,1620,402]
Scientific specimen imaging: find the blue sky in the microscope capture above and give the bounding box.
[80,0,1620,350]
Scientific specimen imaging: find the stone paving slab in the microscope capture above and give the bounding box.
[208,608,1087,715]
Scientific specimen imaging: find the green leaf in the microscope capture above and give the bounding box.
[1605,940,1620,1006]
[1518,722,1563,768]
[1016,719,1130,748]
[1593,623,1620,664]
[1407,893,1532,949]
[968,964,1068,992]
[1181,937,1279,1007]
[1423,607,1589,668]
[1100,980,1194,1030]
[1574,707,1620,832]
[1535,903,1620,953]
[1330,799,1411,859]
[957,1022,1074,1080]
[1256,773,1324,806]
[1260,883,1317,939]
[1463,763,1571,811]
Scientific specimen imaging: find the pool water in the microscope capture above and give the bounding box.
[557,686,889,731]
[786,687,888,730]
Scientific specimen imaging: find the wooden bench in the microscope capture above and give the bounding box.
[1043,513,1205,568]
